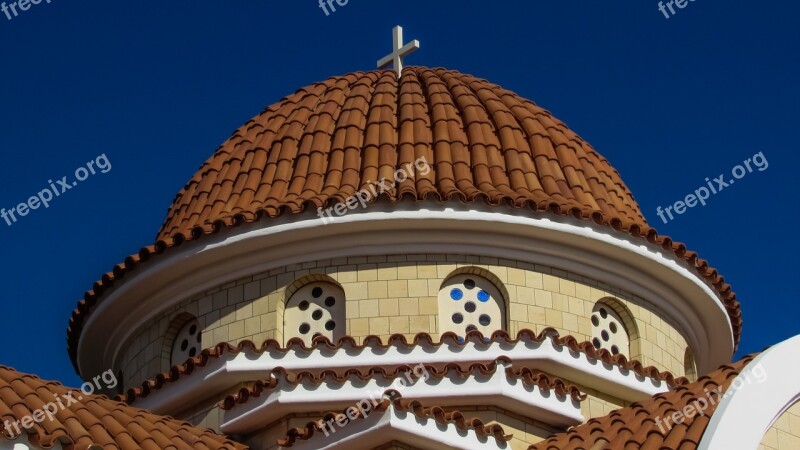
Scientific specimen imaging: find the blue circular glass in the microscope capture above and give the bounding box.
[477,290,490,302]
[450,288,463,300]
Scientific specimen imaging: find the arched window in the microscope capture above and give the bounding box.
[285,281,345,345]
[169,316,201,366]
[684,347,698,381]
[590,302,630,356]
[438,273,505,340]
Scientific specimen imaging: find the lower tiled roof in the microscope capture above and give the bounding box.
[0,365,247,450]
[528,353,759,450]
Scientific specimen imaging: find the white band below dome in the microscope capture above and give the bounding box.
[77,200,734,378]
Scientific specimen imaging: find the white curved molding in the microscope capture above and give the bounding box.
[221,360,583,434]
[76,200,734,378]
[135,334,668,415]
[699,334,800,450]
[287,402,508,450]
[0,434,62,450]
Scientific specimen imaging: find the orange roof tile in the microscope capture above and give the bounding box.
[528,353,759,450]
[158,67,646,239]
[0,366,247,450]
[66,67,743,371]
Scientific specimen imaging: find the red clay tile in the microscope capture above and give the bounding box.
[528,353,759,450]
[0,366,247,450]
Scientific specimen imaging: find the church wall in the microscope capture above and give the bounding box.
[117,254,692,391]
[173,384,246,431]
[370,443,425,450]
[243,413,325,450]
[580,387,629,419]
[759,401,800,450]
[454,406,560,449]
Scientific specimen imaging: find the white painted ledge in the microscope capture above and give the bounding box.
[77,201,733,380]
[0,434,63,450]
[136,334,669,415]
[221,360,584,435]
[699,333,800,450]
[284,402,509,450]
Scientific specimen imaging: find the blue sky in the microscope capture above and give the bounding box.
[0,1,796,386]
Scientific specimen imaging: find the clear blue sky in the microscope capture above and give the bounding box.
[0,1,796,386]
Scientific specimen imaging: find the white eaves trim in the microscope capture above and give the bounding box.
[699,333,800,450]
[0,434,63,450]
[285,403,509,450]
[136,334,669,415]
[221,360,583,435]
[80,201,733,379]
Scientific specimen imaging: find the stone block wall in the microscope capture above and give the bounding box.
[118,254,692,391]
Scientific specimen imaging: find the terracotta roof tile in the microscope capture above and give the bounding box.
[277,393,513,447]
[0,366,247,450]
[66,67,743,371]
[120,329,685,405]
[528,353,759,450]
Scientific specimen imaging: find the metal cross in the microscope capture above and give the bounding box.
[377,26,420,77]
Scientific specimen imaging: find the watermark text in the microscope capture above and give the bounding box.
[1,153,112,228]
[656,151,767,224]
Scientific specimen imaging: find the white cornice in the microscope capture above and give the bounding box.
[135,334,668,415]
[0,434,63,450]
[221,360,583,435]
[76,201,734,378]
[281,402,509,450]
[699,333,800,450]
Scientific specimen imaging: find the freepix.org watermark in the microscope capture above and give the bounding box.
[319,363,430,437]
[318,0,350,16]
[316,157,431,224]
[656,151,768,225]
[1,153,112,228]
[1,0,52,21]
[657,0,696,20]
[2,370,118,439]
[654,363,767,433]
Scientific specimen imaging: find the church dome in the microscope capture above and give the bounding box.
[158,67,646,241]
[68,67,741,381]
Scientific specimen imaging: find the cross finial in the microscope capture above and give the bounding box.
[377,25,420,78]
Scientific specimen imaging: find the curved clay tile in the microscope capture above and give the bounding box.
[0,366,246,450]
[528,353,759,450]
